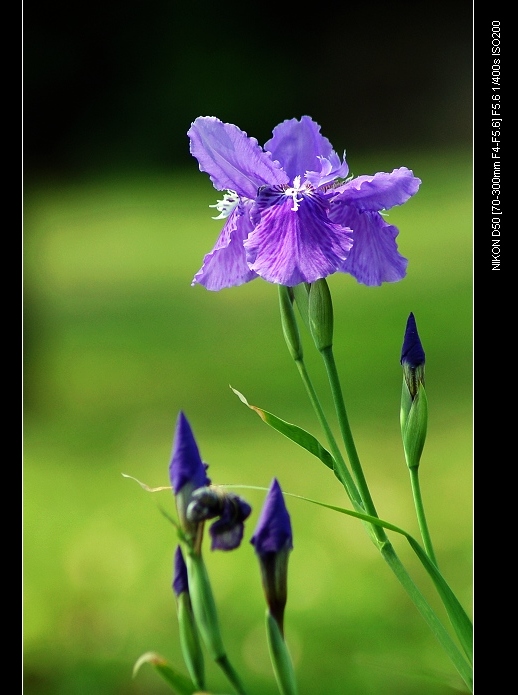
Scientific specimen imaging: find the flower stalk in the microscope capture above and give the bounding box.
[400,312,437,565]
[251,479,299,695]
[172,546,205,690]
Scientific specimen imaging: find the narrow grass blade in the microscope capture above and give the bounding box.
[133,652,197,694]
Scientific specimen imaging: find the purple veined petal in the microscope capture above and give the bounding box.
[264,116,335,183]
[173,545,189,596]
[192,202,258,291]
[332,167,421,212]
[245,186,353,286]
[331,206,408,286]
[401,312,425,368]
[169,412,211,494]
[188,117,288,199]
[250,478,292,556]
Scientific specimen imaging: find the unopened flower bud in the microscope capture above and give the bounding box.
[278,285,303,361]
[400,313,428,469]
[251,478,293,636]
[308,278,334,352]
[169,412,211,548]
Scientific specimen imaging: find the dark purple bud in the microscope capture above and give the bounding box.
[251,479,293,636]
[173,545,189,596]
[250,478,293,556]
[169,412,211,495]
[400,313,425,400]
[400,313,425,368]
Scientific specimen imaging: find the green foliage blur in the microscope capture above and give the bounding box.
[23,146,472,695]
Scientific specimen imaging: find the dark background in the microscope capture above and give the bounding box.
[24,1,473,176]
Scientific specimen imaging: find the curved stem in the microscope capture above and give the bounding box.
[409,467,438,566]
[311,348,472,689]
[216,655,248,695]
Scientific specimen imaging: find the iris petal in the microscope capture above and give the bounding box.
[192,203,258,291]
[264,116,334,182]
[333,167,421,212]
[188,117,288,199]
[245,187,353,286]
[332,207,408,286]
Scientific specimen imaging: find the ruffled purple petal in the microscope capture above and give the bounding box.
[188,117,288,199]
[333,167,421,212]
[245,187,353,286]
[192,202,258,291]
[208,495,252,551]
[330,206,408,286]
[264,116,334,183]
[250,479,292,556]
[172,546,189,596]
[169,412,211,494]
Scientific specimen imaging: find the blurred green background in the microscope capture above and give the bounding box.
[24,3,472,694]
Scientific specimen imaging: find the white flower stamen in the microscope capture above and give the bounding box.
[209,191,240,220]
[285,176,306,212]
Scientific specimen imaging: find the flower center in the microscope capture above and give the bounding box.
[209,191,239,219]
[284,176,308,212]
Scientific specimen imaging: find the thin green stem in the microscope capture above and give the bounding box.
[294,358,363,510]
[283,288,471,688]
[216,655,248,695]
[306,347,472,690]
[320,346,380,522]
[409,467,438,566]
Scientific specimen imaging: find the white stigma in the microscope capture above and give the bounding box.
[285,176,306,212]
[209,191,240,219]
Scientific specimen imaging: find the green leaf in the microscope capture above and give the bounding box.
[406,537,473,665]
[230,387,335,473]
[283,492,473,666]
[133,652,197,694]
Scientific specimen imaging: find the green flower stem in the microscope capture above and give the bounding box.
[265,610,299,695]
[215,655,248,695]
[294,358,363,511]
[380,541,473,692]
[301,346,472,690]
[186,552,248,695]
[320,346,381,526]
[409,466,438,566]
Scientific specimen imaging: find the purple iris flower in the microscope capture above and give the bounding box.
[188,116,421,290]
[173,545,189,596]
